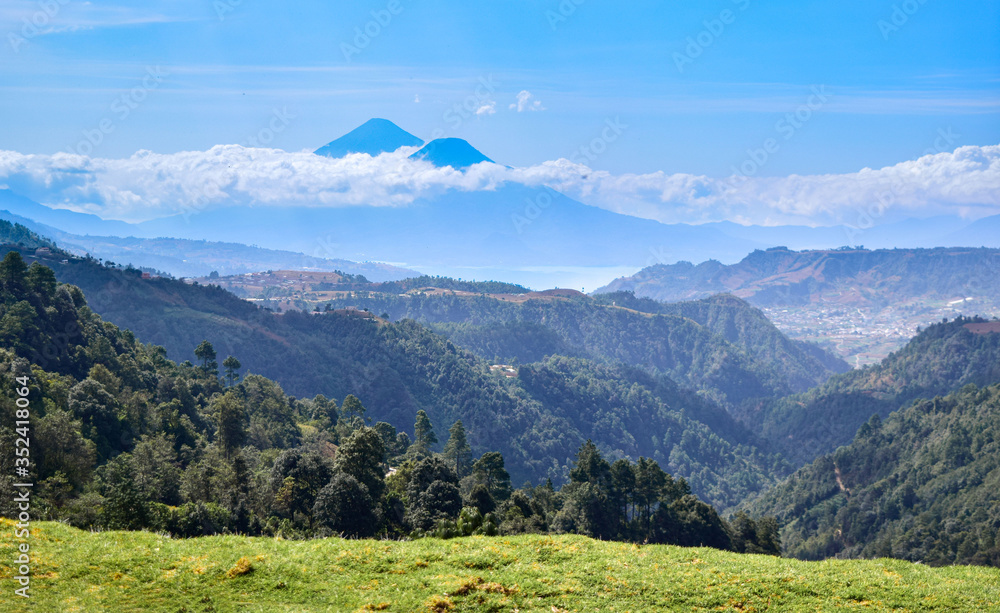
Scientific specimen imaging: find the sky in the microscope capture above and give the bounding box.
[0,0,998,226]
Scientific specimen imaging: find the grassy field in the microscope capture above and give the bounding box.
[1,520,998,612]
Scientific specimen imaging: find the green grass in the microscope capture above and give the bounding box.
[2,520,998,612]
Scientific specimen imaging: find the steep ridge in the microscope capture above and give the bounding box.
[318,288,847,412]
[593,291,850,392]
[753,318,1000,466]
[747,382,1000,566]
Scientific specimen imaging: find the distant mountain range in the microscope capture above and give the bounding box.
[3,119,999,289]
[596,247,1000,365]
[596,246,1000,307]
[0,204,416,281]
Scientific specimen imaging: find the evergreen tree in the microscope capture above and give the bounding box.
[99,453,149,530]
[442,420,473,478]
[0,250,27,296]
[194,340,218,377]
[214,392,247,459]
[412,410,437,455]
[222,355,242,387]
[405,456,462,531]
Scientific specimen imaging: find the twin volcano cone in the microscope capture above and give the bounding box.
[315,118,493,170]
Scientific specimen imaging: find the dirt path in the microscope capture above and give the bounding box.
[834,464,851,498]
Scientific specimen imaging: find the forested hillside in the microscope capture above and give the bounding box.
[319,289,846,412]
[747,383,1000,566]
[0,232,784,508]
[593,291,850,395]
[754,318,1000,465]
[0,249,784,553]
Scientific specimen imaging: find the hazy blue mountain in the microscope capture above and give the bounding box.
[859,215,973,248]
[136,184,763,269]
[701,221,852,251]
[314,117,423,157]
[6,118,997,286]
[409,137,494,169]
[0,207,416,281]
[0,188,136,236]
[946,214,1000,248]
[702,216,976,252]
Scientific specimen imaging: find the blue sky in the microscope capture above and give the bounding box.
[1,0,998,178]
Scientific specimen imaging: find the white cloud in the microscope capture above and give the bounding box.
[0,144,997,227]
[475,100,496,116]
[509,90,545,112]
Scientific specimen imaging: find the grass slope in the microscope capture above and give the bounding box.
[2,521,998,612]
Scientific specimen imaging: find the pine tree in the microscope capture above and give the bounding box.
[214,392,247,459]
[194,340,218,377]
[442,420,473,478]
[413,410,437,455]
[222,355,242,387]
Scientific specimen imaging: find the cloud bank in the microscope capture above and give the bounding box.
[0,144,997,226]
